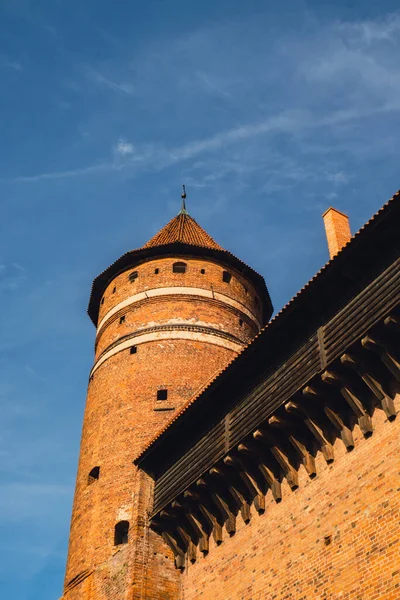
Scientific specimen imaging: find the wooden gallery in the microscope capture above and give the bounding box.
[62,191,400,600]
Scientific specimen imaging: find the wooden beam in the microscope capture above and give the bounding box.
[322,367,373,438]
[199,535,209,555]
[208,467,242,513]
[171,500,205,542]
[175,553,185,570]
[188,540,197,564]
[254,428,299,490]
[222,454,261,499]
[384,314,400,331]
[182,490,214,535]
[285,400,334,464]
[268,413,317,479]
[195,479,228,524]
[270,446,299,490]
[362,335,400,382]
[224,453,266,513]
[258,463,282,503]
[212,521,223,545]
[340,354,397,421]
[253,494,266,514]
[209,490,235,522]
[161,532,184,559]
[289,435,317,478]
[240,501,251,524]
[225,513,236,536]
[237,442,282,502]
[324,406,354,451]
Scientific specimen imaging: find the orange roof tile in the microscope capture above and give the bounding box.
[143,212,224,251]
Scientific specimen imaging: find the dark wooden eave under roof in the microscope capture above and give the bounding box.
[87,211,273,326]
[136,190,400,471]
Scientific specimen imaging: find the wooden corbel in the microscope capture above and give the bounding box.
[195,479,228,524]
[223,454,265,513]
[161,532,185,569]
[324,406,354,451]
[384,314,400,331]
[237,442,282,502]
[253,428,299,490]
[361,334,400,382]
[322,369,373,438]
[208,467,242,513]
[268,414,317,478]
[285,400,334,464]
[340,353,397,421]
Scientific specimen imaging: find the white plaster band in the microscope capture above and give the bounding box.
[90,330,242,376]
[97,286,260,332]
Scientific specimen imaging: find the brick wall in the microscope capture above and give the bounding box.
[63,254,261,600]
[181,395,400,600]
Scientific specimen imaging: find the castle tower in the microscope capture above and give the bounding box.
[62,199,272,600]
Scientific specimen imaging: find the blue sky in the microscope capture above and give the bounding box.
[1,1,400,598]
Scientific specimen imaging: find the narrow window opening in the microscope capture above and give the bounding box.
[90,374,94,382]
[173,262,187,274]
[200,268,206,274]
[130,346,137,355]
[88,466,100,485]
[119,316,125,324]
[222,270,232,283]
[129,271,138,282]
[154,268,159,274]
[101,297,105,305]
[114,521,129,546]
[239,319,243,327]
[112,287,116,293]
[244,286,248,295]
[157,389,168,401]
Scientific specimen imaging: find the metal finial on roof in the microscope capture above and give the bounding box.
[179,184,188,215]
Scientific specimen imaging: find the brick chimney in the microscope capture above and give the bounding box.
[322,207,351,259]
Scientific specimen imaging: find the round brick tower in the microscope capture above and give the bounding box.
[62,200,272,600]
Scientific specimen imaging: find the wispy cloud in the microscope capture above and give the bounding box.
[0,54,22,71]
[3,10,400,202]
[87,67,135,95]
[114,138,135,157]
[335,12,400,44]
[7,100,400,184]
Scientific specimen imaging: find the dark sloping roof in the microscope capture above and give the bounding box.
[87,210,273,326]
[143,212,224,251]
[135,190,400,467]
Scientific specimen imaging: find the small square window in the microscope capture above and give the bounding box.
[154,268,159,274]
[88,466,100,485]
[130,346,137,354]
[222,271,232,283]
[173,262,187,274]
[157,389,168,401]
[239,319,243,327]
[200,269,205,274]
[119,316,125,324]
[129,271,138,282]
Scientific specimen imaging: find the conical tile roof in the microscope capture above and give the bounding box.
[143,211,224,251]
[88,206,273,326]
